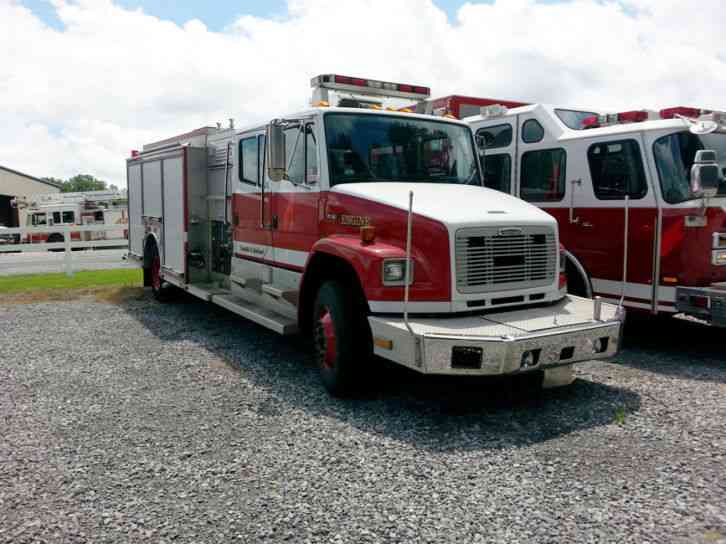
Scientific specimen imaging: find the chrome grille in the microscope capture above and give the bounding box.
[455,226,557,294]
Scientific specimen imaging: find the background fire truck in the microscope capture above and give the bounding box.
[457,100,726,327]
[126,74,624,397]
[15,191,129,248]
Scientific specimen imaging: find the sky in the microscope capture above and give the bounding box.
[2,0,726,188]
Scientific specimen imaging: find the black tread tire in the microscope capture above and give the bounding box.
[47,233,64,252]
[312,280,372,397]
[148,243,176,303]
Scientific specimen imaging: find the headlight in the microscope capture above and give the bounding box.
[713,233,726,249]
[712,249,726,266]
[382,258,414,286]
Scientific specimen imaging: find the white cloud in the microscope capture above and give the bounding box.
[1,0,725,187]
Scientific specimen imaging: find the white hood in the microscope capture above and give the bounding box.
[331,182,557,228]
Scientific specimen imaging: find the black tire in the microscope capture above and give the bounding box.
[47,233,64,252]
[312,280,372,397]
[147,243,176,302]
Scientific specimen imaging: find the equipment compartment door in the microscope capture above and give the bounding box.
[162,155,185,275]
[127,163,144,256]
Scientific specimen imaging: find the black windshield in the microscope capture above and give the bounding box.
[324,113,481,187]
[653,131,726,203]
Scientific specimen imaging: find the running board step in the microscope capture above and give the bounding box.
[211,293,298,335]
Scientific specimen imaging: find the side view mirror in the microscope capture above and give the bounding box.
[266,122,286,182]
[690,149,721,198]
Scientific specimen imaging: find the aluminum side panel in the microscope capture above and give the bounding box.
[162,156,185,274]
[127,163,143,255]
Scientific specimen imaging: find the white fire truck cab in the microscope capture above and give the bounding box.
[126,75,624,397]
[465,103,726,327]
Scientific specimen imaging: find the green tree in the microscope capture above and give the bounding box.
[59,174,108,193]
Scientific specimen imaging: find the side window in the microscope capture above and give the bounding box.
[484,154,511,193]
[521,148,566,202]
[52,211,61,224]
[588,140,647,200]
[94,211,104,221]
[62,211,75,224]
[286,126,304,184]
[239,137,259,185]
[305,124,319,184]
[476,124,513,150]
[522,119,544,144]
[32,213,47,226]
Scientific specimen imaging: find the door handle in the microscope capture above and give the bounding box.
[581,221,593,229]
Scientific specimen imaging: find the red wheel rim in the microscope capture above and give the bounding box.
[317,307,337,370]
[151,255,161,290]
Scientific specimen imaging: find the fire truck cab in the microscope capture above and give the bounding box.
[126,75,624,396]
[465,103,726,326]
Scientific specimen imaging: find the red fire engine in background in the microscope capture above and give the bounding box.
[442,97,726,327]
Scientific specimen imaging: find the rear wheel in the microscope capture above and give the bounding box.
[312,280,372,397]
[147,243,176,302]
[47,233,64,252]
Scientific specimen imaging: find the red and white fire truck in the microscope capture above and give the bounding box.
[459,100,726,326]
[126,74,624,396]
[15,191,129,247]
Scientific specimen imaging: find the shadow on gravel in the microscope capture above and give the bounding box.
[119,293,641,453]
[617,313,726,383]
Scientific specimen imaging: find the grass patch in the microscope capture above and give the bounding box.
[613,406,627,426]
[0,269,142,294]
[0,270,145,305]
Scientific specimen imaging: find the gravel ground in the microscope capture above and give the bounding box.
[1,294,725,543]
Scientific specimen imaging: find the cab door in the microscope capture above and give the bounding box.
[232,133,274,285]
[475,121,516,195]
[269,120,321,294]
[567,135,658,302]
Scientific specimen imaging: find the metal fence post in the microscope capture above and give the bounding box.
[64,228,73,277]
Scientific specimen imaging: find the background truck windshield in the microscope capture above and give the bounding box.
[653,131,726,203]
[324,113,481,187]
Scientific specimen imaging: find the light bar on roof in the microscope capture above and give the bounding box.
[311,74,430,101]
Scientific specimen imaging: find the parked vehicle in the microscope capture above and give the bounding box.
[453,100,726,327]
[126,74,624,396]
[15,191,128,248]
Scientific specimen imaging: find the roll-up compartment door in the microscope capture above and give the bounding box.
[142,161,163,218]
[162,156,185,275]
[127,163,143,256]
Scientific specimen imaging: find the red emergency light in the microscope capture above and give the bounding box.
[582,115,600,128]
[130,150,140,158]
[659,106,702,119]
[617,110,649,123]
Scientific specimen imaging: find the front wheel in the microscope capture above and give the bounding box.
[312,281,372,397]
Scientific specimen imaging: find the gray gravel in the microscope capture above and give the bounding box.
[1,294,725,543]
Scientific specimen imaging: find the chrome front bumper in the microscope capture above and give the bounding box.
[676,284,726,327]
[369,295,625,376]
